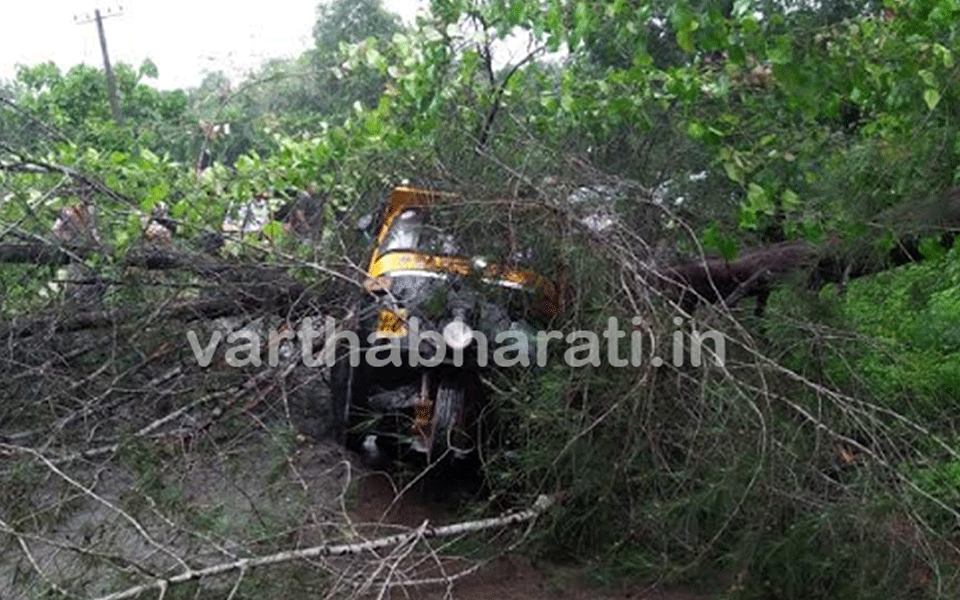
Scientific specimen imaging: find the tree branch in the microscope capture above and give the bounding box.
[0,142,133,205]
[0,95,71,143]
[475,45,545,149]
[87,494,556,600]
[0,279,310,338]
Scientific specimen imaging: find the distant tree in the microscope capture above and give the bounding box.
[312,0,401,56]
[7,60,190,159]
[214,0,405,139]
[307,0,403,117]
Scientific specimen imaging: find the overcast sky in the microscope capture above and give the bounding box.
[1,0,425,91]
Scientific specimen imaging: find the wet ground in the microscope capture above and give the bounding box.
[349,470,719,600]
[0,432,720,600]
[0,356,719,600]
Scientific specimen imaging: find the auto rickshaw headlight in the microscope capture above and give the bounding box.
[443,319,474,350]
[472,256,489,271]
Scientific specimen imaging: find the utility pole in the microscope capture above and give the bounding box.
[74,5,124,124]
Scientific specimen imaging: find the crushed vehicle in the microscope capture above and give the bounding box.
[329,185,561,465]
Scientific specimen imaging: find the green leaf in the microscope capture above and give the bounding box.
[747,183,774,214]
[739,206,758,230]
[142,183,168,211]
[677,28,695,53]
[768,36,793,65]
[170,200,188,219]
[262,220,285,239]
[718,237,738,261]
[919,235,947,260]
[126,213,142,235]
[934,43,954,68]
[728,44,746,65]
[723,160,744,184]
[702,221,738,260]
[574,1,589,23]
[669,2,693,29]
[115,229,131,250]
[924,88,941,110]
[140,148,160,164]
[509,0,525,25]
[878,229,896,253]
[687,121,706,139]
[782,189,800,210]
[732,0,751,19]
[801,221,825,243]
[573,1,592,44]
[772,62,801,89]
[365,47,383,69]
[546,0,562,38]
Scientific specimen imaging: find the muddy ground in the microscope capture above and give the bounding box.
[0,357,717,600]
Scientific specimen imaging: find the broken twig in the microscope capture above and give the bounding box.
[89,495,556,600]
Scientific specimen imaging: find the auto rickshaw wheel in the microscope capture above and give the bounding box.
[331,354,411,466]
[329,351,360,450]
[430,371,480,463]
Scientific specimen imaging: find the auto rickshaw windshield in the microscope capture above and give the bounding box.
[381,208,424,253]
[380,206,463,256]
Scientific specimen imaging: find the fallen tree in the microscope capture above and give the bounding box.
[655,188,960,315]
[0,242,232,272]
[0,279,311,339]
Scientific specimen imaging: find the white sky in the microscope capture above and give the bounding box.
[1,0,426,91]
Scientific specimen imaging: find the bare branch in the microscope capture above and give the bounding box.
[87,495,556,600]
